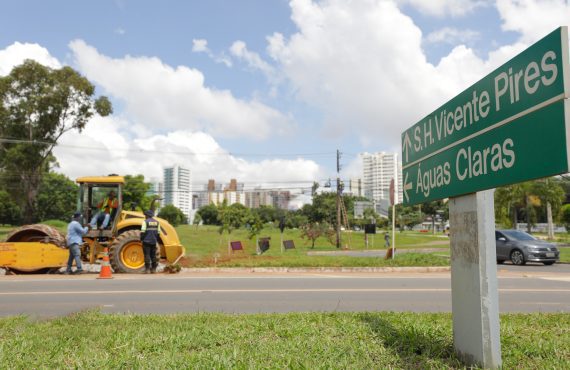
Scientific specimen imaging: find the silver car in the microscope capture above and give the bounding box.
[495,230,559,266]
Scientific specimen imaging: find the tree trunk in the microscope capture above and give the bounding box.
[547,201,554,240]
[512,205,517,230]
[526,195,532,233]
[22,174,41,224]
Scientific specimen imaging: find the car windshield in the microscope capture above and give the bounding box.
[501,230,536,241]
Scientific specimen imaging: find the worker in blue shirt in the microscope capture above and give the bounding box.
[66,212,88,275]
[141,210,162,274]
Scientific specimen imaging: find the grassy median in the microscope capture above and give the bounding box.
[0,311,568,369]
[3,224,570,266]
[176,225,451,267]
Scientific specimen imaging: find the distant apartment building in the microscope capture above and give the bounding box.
[245,190,273,209]
[198,180,291,210]
[204,179,245,206]
[245,190,291,209]
[362,152,403,207]
[224,179,245,206]
[270,191,291,210]
[346,178,364,197]
[163,165,192,222]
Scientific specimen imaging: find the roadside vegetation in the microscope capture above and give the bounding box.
[0,310,567,369]
[176,225,449,268]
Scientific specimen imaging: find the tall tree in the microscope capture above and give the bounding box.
[418,200,448,234]
[0,60,112,223]
[495,181,553,232]
[306,192,337,224]
[534,178,565,239]
[495,184,526,228]
[36,172,78,221]
[217,203,250,234]
[196,203,220,225]
[0,190,21,225]
[559,204,570,233]
[123,174,152,211]
[252,205,278,224]
[157,204,187,227]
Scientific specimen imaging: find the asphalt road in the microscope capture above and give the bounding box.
[1,268,568,317]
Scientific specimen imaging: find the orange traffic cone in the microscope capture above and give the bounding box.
[97,247,114,279]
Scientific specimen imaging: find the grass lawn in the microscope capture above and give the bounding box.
[175,225,450,268]
[0,311,567,369]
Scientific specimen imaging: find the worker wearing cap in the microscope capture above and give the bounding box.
[65,212,88,275]
[141,210,161,274]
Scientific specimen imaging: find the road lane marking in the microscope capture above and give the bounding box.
[1,288,569,295]
[539,277,570,282]
[0,275,454,282]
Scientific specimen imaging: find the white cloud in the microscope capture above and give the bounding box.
[0,42,61,75]
[69,39,293,140]
[192,38,209,53]
[497,0,570,43]
[53,116,323,190]
[230,40,276,79]
[114,27,126,35]
[192,38,232,67]
[397,0,490,17]
[425,27,480,45]
[266,0,527,150]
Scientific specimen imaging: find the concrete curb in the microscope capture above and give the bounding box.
[181,266,451,273]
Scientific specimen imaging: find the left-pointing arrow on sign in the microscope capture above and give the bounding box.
[403,171,413,203]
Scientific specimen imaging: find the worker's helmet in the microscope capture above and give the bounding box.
[144,210,154,218]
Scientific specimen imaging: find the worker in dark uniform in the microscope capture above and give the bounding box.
[141,210,161,274]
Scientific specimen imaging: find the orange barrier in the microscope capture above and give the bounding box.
[97,247,113,279]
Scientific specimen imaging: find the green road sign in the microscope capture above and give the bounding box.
[401,27,570,205]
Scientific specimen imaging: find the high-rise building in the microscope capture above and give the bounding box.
[163,165,192,222]
[148,177,164,212]
[362,152,403,206]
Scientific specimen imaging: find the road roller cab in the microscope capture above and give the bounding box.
[0,175,185,273]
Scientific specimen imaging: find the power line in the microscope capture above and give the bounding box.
[0,137,336,158]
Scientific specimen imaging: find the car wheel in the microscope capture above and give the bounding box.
[497,260,505,264]
[543,261,555,266]
[510,249,526,266]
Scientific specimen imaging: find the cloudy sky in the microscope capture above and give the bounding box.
[1,0,569,196]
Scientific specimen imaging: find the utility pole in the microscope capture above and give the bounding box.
[336,149,341,249]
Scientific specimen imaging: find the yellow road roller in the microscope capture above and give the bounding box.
[0,175,185,273]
